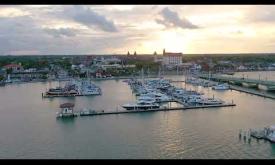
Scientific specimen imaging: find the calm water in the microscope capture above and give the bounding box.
[226,71,275,81]
[0,72,275,159]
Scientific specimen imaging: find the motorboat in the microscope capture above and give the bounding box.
[46,87,64,95]
[80,80,101,95]
[186,95,203,104]
[122,102,160,110]
[197,98,224,105]
[212,83,229,90]
[137,95,156,104]
[265,125,275,143]
[79,108,97,116]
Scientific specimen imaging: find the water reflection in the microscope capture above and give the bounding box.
[56,117,76,126]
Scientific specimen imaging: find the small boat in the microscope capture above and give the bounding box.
[79,108,97,116]
[46,87,64,95]
[197,98,224,105]
[212,83,229,90]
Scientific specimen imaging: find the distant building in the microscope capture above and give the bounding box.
[154,49,183,66]
[0,69,6,78]
[3,64,23,73]
[162,49,183,66]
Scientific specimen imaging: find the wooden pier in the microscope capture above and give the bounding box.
[73,103,236,117]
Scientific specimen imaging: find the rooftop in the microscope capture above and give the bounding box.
[60,103,75,108]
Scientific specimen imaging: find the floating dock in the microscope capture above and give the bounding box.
[42,93,101,98]
[73,103,236,117]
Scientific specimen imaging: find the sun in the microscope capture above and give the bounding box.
[141,30,190,54]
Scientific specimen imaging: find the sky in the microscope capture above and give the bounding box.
[1,5,275,55]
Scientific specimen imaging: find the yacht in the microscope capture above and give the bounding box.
[140,92,171,102]
[46,87,64,95]
[212,83,229,90]
[79,108,97,116]
[79,80,101,95]
[197,98,224,105]
[186,95,203,104]
[137,95,156,104]
[122,102,160,110]
[263,125,275,143]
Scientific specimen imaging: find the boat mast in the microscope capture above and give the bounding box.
[158,66,161,78]
[141,67,144,85]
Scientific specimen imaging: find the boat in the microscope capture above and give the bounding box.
[122,102,160,110]
[265,125,275,142]
[137,95,156,104]
[186,95,203,104]
[79,80,101,95]
[250,125,275,143]
[197,98,224,105]
[45,79,101,97]
[79,108,97,116]
[140,92,171,102]
[46,87,64,95]
[212,83,229,90]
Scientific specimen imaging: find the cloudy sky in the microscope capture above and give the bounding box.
[1,5,275,55]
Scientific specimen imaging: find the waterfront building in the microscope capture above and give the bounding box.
[3,64,24,73]
[57,103,76,118]
[153,49,183,67]
[162,49,183,66]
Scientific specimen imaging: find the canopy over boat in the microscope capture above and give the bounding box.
[60,103,75,108]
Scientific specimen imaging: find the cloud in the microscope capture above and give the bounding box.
[67,6,118,32]
[156,7,199,29]
[44,28,77,38]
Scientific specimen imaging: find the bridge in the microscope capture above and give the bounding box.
[198,74,275,91]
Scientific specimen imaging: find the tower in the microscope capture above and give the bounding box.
[163,49,166,55]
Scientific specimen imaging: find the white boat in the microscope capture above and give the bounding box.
[186,95,203,104]
[79,108,97,116]
[140,92,171,102]
[212,83,229,90]
[137,95,156,104]
[197,98,224,105]
[79,80,101,95]
[266,125,275,142]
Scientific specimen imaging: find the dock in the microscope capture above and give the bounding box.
[229,85,275,100]
[74,103,236,117]
[42,93,100,98]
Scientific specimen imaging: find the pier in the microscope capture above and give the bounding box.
[199,73,275,91]
[229,85,275,100]
[69,103,236,118]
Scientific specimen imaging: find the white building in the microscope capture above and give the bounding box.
[154,49,183,66]
[162,49,182,66]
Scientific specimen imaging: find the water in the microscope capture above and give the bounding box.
[0,72,275,159]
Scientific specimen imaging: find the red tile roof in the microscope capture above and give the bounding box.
[3,64,22,69]
[164,52,182,57]
[60,103,75,108]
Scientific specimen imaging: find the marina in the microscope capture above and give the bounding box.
[0,74,275,159]
[239,126,275,143]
